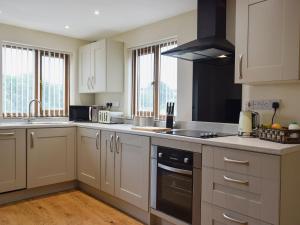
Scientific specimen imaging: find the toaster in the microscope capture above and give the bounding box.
[98,111,124,124]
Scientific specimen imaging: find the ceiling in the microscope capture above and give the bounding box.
[0,0,197,41]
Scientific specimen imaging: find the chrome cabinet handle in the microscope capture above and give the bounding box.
[116,136,120,154]
[223,213,248,224]
[224,175,249,186]
[224,157,249,165]
[239,54,243,79]
[96,132,99,150]
[109,135,114,152]
[30,132,34,148]
[0,132,15,136]
[87,77,91,90]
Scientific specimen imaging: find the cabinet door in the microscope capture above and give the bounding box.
[77,128,100,190]
[27,128,76,188]
[100,130,115,195]
[115,133,150,211]
[91,40,107,92]
[235,0,300,83]
[0,129,26,193]
[79,45,92,93]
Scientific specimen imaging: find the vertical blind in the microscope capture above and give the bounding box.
[2,43,70,118]
[132,40,177,119]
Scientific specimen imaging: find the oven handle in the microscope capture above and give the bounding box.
[158,163,192,176]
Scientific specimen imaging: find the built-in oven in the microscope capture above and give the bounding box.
[151,145,201,225]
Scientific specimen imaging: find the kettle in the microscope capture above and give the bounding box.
[238,111,260,137]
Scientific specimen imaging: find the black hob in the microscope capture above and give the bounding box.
[163,130,232,139]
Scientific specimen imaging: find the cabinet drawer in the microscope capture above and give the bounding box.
[202,202,273,225]
[202,167,279,224]
[203,145,280,179]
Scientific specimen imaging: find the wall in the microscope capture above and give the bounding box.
[95,10,197,120]
[97,0,300,125]
[0,23,93,117]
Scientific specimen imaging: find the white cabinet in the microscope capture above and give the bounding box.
[235,0,300,83]
[79,39,124,93]
[77,128,100,190]
[27,128,76,188]
[100,130,150,211]
[100,130,115,196]
[115,132,150,211]
[0,129,26,193]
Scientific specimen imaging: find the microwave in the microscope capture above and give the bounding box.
[69,105,90,122]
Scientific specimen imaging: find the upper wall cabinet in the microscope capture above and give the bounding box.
[79,39,124,93]
[235,0,300,84]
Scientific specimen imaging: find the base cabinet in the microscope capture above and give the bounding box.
[0,129,26,193]
[77,128,100,190]
[100,130,115,196]
[115,132,150,211]
[100,130,150,211]
[27,128,76,188]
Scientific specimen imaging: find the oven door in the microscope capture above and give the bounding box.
[156,163,193,224]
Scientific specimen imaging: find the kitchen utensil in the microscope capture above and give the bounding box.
[131,126,171,132]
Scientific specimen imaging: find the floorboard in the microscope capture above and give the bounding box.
[0,190,144,225]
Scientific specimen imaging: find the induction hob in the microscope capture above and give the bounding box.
[163,130,233,139]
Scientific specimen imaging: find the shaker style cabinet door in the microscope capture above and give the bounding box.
[79,44,92,93]
[114,133,150,211]
[235,0,300,83]
[27,128,76,188]
[78,39,124,93]
[0,129,26,193]
[90,40,106,92]
[100,130,115,196]
[77,128,100,190]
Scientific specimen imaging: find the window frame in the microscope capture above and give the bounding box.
[39,51,70,117]
[132,40,177,120]
[1,43,70,118]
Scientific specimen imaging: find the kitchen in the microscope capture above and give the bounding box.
[0,0,300,225]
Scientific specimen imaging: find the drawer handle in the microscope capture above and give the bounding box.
[224,157,249,165]
[0,132,15,136]
[223,213,248,224]
[223,176,249,186]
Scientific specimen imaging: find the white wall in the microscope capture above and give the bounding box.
[95,10,197,120]
[0,23,93,116]
[97,0,300,125]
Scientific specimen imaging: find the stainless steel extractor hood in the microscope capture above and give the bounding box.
[162,0,234,61]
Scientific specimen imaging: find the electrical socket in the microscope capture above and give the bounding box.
[247,99,281,110]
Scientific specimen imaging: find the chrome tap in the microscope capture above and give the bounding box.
[28,99,41,123]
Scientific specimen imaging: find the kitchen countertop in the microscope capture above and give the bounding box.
[0,121,299,155]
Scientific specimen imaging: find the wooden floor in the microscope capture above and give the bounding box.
[0,190,144,225]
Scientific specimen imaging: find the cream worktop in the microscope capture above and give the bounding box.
[0,121,299,155]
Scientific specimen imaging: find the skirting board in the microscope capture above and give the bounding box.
[78,182,151,225]
[0,180,77,206]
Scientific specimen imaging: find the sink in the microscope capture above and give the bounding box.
[28,121,71,125]
[0,120,72,126]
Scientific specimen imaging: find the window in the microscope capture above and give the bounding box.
[132,40,177,119]
[2,44,70,118]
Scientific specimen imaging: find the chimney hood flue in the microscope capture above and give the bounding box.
[162,0,234,62]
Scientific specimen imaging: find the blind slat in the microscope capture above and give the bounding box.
[2,44,69,118]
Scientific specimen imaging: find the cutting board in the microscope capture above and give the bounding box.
[131,126,171,132]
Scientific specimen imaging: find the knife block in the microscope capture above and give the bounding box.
[166,115,174,129]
